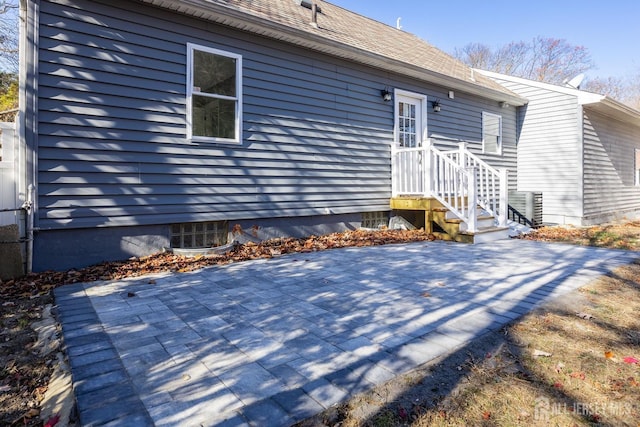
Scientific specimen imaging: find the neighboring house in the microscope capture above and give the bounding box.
[17,0,525,271]
[480,71,640,226]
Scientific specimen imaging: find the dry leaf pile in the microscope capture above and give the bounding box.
[522,221,640,250]
[1,228,436,300]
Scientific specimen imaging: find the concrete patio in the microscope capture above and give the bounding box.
[53,239,638,426]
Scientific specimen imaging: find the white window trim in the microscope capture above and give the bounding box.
[482,111,502,155]
[186,43,243,144]
[393,89,428,146]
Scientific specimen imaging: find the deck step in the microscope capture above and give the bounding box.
[432,209,508,244]
[460,226,510,244]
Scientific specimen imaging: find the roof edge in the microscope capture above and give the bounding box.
[477,69,640,124]
[138,0,526,105]
[476,70,603,103]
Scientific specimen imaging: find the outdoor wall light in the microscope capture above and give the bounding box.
[431,99,441,112]
[381,88,392,102]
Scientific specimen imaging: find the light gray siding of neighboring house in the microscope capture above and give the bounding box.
[489,77,583,225]
[32,0,517,269]
[582,107,640,224]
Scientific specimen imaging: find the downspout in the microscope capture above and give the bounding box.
[24,184,33,273]
[19,0,40,272]
[577,104,585,226]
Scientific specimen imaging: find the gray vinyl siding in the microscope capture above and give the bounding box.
[490,78,583,224]
[582,108,640,223]
[36,0,518,230]
[429,95,518,191]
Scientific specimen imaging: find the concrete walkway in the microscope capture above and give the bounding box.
[53,239,638,426]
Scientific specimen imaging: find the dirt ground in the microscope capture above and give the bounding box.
[1,224,640,426]
[0,284,55,426]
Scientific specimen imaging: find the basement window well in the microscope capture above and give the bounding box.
[171,221,228,249]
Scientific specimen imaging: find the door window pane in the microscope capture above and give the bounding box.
[398,102,418,148]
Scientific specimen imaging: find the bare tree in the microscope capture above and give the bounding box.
[454,36,594,85]
[453,43,494,71]
[0,0,18,74]
[583,74,640,110]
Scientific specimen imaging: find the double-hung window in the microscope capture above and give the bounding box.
[187,43,242,143]
[482,112,502,154]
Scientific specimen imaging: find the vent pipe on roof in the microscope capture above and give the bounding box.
[298,0,321,27]
[311,2,318,27]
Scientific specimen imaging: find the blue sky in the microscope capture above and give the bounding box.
[330,1,639,80]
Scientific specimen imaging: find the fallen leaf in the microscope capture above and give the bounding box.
[24,408,39,418]
[623,356,639,364]
[44,414,61,427]
[421,292,431,298]
[398,406,408,419]
[605,351,615,359]
[482,410,491,420]
[555,362,565,373]
[127,292,136,298]
[570,371,586,380]
[533,349,552,357]
[575,312,594,320]
[148,279,156,285]
[553,381,563,389]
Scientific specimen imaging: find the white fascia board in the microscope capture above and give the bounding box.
[477,69,640,123]
[583,97,640,125]
[476,70,603,103]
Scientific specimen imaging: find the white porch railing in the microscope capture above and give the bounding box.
[391,139,508,232]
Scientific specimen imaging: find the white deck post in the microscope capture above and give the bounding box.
[391,141,397,197]
[499,168,508,227]
[466,167,478,233]
[458,141,467,168]
[424,138,432,197]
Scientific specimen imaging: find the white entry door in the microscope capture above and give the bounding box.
[392,91,428,195]
[395,90,427,148]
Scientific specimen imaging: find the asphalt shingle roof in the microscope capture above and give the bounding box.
[141,0,521,100]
